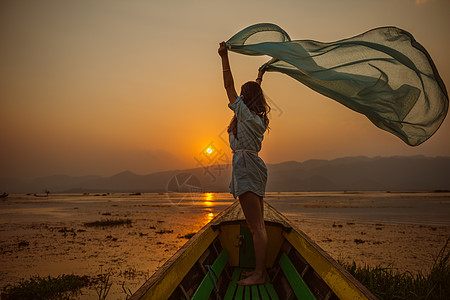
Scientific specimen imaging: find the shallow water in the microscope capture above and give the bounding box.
[266,191,450,226]
[1,191,449,225]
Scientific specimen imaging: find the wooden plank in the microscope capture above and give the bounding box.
[279,253,316,300]
[258,284,270,300]
[130,225,219,300]
[265,225,284,268]
[235,278,244,299]
[239,226,255,268]
[282,228,377,300]
[263,202,292,230]
[252,285,260,299]
[224,268,241,300]
[264,276,279,300]
[210,200,243,226]
[218,224,240,266]
[228,270,276,300]
[191,249,229,300]
[244,285,251,299]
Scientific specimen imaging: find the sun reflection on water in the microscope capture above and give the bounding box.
[206,212,214,222]
[202,193,215,222]
[203,192,214,207]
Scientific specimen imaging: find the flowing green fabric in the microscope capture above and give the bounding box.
[226,23,448,146]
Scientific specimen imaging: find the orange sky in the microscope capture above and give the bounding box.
[1,0,449,179]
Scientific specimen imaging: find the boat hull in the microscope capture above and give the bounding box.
[131,201,377,300]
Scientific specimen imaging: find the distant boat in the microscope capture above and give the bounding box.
[34,189,50,197]
[131,201,376,300]
[33,193,48,197]
[0,193,8,198]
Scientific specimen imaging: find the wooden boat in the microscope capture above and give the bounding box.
[131,201,377,300]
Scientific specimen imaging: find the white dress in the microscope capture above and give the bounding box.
[228,95,268,199]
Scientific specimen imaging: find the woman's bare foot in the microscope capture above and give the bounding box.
[242,270,255,277]
[237,272,266,286]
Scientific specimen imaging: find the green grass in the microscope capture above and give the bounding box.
[1,274,89,300]
[84,218,132,227]
[343,239,449,300]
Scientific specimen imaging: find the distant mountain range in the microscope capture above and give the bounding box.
[1,156,449,193]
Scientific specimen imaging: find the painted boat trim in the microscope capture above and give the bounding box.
[130,225,219,300]
[272,205,378,300]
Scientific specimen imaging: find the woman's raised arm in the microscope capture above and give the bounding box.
[256,68,265,86]
[218,42,237,104]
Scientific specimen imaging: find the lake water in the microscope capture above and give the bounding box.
[1,191,449,226]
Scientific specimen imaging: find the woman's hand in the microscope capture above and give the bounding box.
[218,41,228,57]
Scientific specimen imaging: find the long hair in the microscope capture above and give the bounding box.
[227,81,270,139]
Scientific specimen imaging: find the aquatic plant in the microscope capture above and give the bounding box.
[93,272,112,300]
[0,274,89,300]
[122,281,133,299]
[344,239,449,300]
[84,218,132,227]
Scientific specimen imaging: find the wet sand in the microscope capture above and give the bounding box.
[0,192,449,298]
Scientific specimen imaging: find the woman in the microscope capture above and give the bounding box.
[218,41,270,286]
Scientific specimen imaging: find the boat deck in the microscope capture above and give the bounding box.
[224,268,283,300]
[190,246,318,300]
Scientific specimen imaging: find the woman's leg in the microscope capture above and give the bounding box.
[237,191,267,285]
[241,196,265,277]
